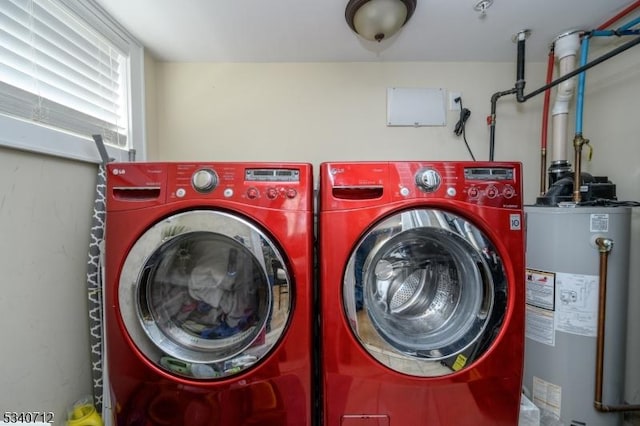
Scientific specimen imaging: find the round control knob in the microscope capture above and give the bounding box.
[468,186,479,198]
[191,169,218,193]
[503,185,515,199]
[415,168,441,193]
[486,185,499,199]
[285,188,297,199]
[246,187,259,199]
[266,187,279,199]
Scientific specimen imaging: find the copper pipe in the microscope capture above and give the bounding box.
[593,237,640,412]
[572,134,588,203]
[540,148,547,196]
[540,48,554,195]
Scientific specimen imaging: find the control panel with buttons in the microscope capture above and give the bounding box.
[161,163,310,209]
[323,161,521,210]
[396,163,521,209]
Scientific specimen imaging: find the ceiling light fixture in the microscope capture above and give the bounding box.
[345,0,417,42]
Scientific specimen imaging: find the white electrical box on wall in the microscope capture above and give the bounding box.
[386,87,446,127]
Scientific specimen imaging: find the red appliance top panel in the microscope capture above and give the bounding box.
[320,161,522,211]
[107,162,313,212]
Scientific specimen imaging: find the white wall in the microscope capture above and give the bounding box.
[150,61,546,203]
[0,147,96,420]
[578,34,640,203]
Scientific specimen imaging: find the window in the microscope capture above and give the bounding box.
[0,0,145,163]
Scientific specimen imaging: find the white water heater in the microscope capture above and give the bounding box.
[523,206,631,426]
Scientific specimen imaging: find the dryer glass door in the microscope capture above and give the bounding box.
[344,208,507,377]
[119,210,291,379]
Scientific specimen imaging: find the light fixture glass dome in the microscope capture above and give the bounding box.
[346,0,416,42]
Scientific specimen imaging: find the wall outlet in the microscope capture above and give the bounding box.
[449,91,462,111]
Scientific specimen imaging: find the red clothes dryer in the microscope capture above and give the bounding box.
[318,161,525,426]
[105,162,313,426]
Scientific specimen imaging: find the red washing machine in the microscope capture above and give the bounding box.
[318,161,525,426]
[105,162,313,426]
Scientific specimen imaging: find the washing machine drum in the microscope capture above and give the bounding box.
[344,208,508,377]
[118,210,291,379]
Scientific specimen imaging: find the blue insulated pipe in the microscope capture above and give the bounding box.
[591,15,640,36]
[575,35,590,135]
[591,29,640,37]
[620,15,640,31]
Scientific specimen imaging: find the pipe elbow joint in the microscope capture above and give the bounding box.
[595,237,614,253]
[573,134,589,148]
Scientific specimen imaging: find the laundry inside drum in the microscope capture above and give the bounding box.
[143,231,272,362]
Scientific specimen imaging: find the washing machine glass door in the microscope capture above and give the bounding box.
[344,208,507,377]
[119,210,291,379]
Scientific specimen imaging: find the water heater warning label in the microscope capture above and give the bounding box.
[526,269,556,346]
[526,305,555,346]
[590,213,609,232]
[525,269,599,344]
[526,269,555,310]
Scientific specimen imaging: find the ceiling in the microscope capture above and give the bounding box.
[93,0,639,63]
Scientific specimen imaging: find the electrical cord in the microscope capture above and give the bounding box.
[453,97,476,161]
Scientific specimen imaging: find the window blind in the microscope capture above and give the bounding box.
[0,0,128,147]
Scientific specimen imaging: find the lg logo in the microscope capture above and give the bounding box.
[112,168,126,175]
